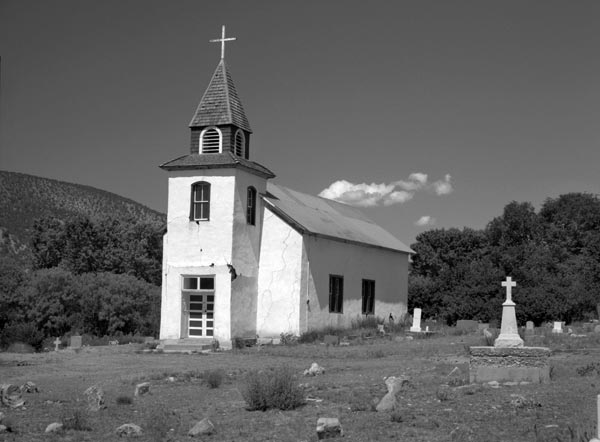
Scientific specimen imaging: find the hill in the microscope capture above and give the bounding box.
[0,171,166,264]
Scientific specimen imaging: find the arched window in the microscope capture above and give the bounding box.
[190,181,210,221]
[234,130,245,157]
[246,186,257,225]
[200,127,222,153]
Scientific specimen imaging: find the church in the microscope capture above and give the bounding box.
[158,27,412,349]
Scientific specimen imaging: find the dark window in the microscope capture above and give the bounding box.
[246,186,257,225]
[362,279,375,315]
[190,182,210,221]
[329,275,344,313]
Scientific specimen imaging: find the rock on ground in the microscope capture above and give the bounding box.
[376,376,410,412]
[316,417,343,439]
[84,385,106,411]
[20,381,38,393]
[45,422,63,433]
[115,423,143,437]
[188,418,215,437]
[0,384,25,408]
[134,382,150,397]
[304,362,325,376]
[0,424,8,433]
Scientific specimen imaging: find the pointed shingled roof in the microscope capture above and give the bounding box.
[189,59,252,132]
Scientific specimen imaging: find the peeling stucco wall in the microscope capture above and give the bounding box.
[256,208,303,337]
[303,235,409,330]
[230,170,268,338]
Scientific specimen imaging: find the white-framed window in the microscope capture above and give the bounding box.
[234,129,245,157]
[200,127,222,153]
[190,181,210,221]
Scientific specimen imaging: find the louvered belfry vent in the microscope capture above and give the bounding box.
[201,128,221,153]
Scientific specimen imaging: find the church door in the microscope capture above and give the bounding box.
[182,276,215,338]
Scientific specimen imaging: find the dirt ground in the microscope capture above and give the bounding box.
[0,334,599,441]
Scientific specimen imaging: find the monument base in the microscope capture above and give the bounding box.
[469,346,551,384]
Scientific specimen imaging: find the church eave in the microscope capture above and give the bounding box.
[159,155,275,179]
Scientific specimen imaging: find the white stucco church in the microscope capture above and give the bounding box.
[158,28,412,349]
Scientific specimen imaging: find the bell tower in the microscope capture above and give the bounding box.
[159,26,274,348]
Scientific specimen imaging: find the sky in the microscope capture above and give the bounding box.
[1,0,599,246]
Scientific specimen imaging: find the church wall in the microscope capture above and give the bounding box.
[303,236,409,331]
[256,208,303,338]
[230,169,267,338]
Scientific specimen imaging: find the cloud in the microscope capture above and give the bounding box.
[318,180,395,207]
[433,174,453,195]
[415,216,436,227]
[394,173,428,191]
[383,190,413,206]
[319,172,453,207]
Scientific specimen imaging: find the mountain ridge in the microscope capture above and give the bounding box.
[0,170,166,264]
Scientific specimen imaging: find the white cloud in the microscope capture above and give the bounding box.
[393,172,428,191]
[318,180,395,207]
[383,190,413,206]
[319,172,453,207]
[433,174,453,195]
[415,216,436,227]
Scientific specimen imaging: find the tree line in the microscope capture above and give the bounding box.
[409,193,600,326]
[0,215,163,349]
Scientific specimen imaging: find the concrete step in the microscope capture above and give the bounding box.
[159,339,214,353]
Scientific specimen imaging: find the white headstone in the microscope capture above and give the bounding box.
[53,338,61,352]
[410,308,422,332]
[494,276,524,348]
[552,322,563,334]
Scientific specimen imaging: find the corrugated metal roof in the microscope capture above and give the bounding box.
[189,59,252,132]
[263,183,413,254]
[159,152,275,178]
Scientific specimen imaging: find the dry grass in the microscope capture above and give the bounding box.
[0,332,598,441]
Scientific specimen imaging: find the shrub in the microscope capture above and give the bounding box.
[116,395,133,405]
[61,409,91,431]
[241,366,305,411]
[280,332,298,345]
[351,316,383,330]
[0,322,45,351]
[203,369,224,388]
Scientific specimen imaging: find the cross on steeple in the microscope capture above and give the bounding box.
[501,276,517,302]
[210,25,236,60]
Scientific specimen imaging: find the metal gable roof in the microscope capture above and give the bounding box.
[159,152,275,178]
[263,183,413,254]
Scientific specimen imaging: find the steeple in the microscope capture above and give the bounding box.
[186,26,253,160]
[189,59,252,133]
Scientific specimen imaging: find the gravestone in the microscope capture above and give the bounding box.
[552,322,563,334]
[469,276,550,384]
[494,277,523,348]
[53,338,61,352]
[456,320,479,332]
[526,321,534,335]
[410,308,422,332]
[69,335,82,349]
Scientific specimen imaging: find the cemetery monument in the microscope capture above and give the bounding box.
[469,276,551,384]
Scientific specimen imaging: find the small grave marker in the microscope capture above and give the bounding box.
[53,338,61,352]
[410,308,422,332]
[552,322,563,334]
[69,335,82,349]
[526,321,534,335]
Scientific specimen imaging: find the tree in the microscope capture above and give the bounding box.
[31,217,65,269]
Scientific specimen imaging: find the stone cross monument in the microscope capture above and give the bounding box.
[494,276,524,348]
